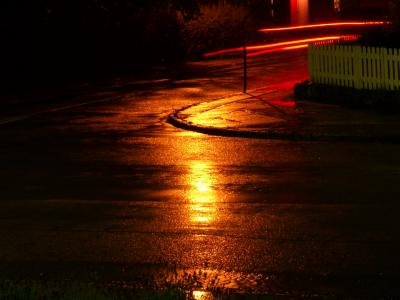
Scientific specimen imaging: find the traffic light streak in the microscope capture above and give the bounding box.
[204,35,358,58]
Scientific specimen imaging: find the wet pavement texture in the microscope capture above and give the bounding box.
[1,51,400,298]
[171,88,400,142]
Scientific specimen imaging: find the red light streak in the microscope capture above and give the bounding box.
[203,46,243,58]
[204,36,347,58]
[258,21,389,32]
[284,44,309,49]
[247,35,360,57]
[246,36,341,50]
[247,44,308,57]
[267,100,296,108]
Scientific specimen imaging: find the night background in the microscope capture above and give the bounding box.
[1,0,396,89]
[1,1,400,300]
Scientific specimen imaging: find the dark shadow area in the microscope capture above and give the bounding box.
[0,1,273,94]
[0,0,198,94]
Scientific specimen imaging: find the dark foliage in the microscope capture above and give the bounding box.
[295,81,400,113]
[0,0,272,91]
[357,26,400,48]
[0,0,204,89]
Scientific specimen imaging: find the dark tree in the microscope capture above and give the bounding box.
[0,0,205,88]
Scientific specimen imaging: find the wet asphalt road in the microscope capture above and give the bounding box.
[1,51,400,297]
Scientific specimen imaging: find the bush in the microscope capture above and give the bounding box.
[389,0,400,22]
[357,28,400,48]
[294,81,400,112]
[181,3,249,58]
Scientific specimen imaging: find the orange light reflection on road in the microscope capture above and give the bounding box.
[193,291,208,300]
[187,161,218,225]
[259,21,389,32]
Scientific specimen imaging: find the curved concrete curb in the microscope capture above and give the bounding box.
[168,98,400,143]
[168,111,297,140]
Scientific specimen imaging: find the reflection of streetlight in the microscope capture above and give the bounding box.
[192,290,210,300]
[187,161,218,225]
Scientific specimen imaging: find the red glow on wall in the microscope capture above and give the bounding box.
[291,0,298,25]
[259,21,389,32]
[290,0,309,24]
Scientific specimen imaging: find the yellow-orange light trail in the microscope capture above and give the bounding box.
[204,36,346,57]
[247,44,309,57]
[284,44,310,50]
[247,35,360,57]
[258,21,389,32]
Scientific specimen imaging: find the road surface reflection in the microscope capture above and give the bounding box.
[187,160,218,225]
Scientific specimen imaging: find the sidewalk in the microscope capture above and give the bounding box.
[169,86,400,142]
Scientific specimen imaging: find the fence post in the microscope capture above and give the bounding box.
[326,45,334,85]
[308,44,399,91]
[388,48,393,90]
[338,45,343,86]
[308,44,314,82]
[344,46,350,87]
[382,48,387,89]
[381,47,388,90]
[393,49,400,90]
[353,46,362,89]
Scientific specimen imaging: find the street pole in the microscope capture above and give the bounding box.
[242,1,265,94]
[243,19,247,93]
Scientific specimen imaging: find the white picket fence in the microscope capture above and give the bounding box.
[308,44,400,90]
